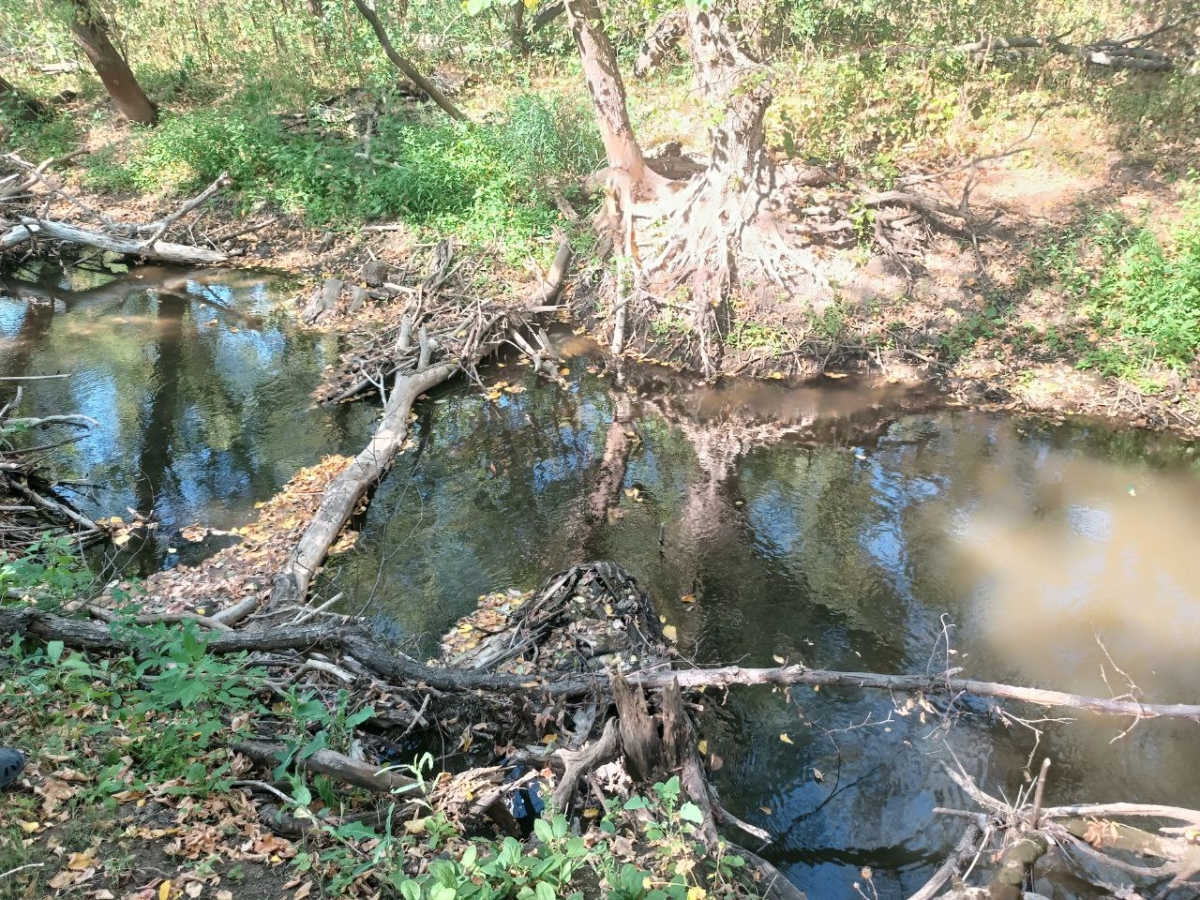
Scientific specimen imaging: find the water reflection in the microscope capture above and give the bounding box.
[0,264,376,569]
[337,339,1200,899]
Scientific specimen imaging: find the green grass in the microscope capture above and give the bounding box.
[0,104,79,159]
[1030,192,1200,388]
[76,90,601,261]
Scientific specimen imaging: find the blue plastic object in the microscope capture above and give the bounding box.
[0,748,26,789]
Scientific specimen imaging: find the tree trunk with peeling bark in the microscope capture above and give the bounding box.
[568,0,816,376]
[562,0,652,192]
[69,1,158,126]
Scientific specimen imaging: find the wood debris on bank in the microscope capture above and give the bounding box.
[0,384,103,551]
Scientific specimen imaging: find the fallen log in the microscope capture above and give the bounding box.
[6,605,1200,723]
[233,738,418,795]
[269,361,457,608]
[1,155,230,264]
[871,28,1184,72]
[270,240,573,608]
[349,0,469,122]
[3,217,228,264]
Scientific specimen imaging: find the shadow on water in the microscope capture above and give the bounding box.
[0,262,377,571]
[333,334,1200,900]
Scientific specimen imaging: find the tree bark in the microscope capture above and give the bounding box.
[638,2,776,376]
[508,1,530,55]
[349,0,469,122]
[562,0,651,191]
[2,217,227,264]
[69,1,158,126]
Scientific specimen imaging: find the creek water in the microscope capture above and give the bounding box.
[5,267,1200,898]
[0,263,376,568]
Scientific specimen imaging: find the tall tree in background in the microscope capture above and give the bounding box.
[559,0,821,375]
[69,0,158,125]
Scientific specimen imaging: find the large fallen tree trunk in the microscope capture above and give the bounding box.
[872,19,1197,73]
[3,217,228,264]
[1,154,229,264]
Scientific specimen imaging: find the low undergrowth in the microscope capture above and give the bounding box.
[0,543,757,900]
[73,91,601,261]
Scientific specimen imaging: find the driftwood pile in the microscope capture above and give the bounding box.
[1,151,233,266]
[7,554,1200,898]
[0,383,102,550]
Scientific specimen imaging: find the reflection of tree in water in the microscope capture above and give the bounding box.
[580,361,939,662]
[2,265,365,568]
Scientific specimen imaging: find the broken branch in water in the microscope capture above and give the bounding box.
[1,393,103,547]
[271,239,573,609]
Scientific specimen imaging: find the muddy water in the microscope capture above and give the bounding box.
[337,338,1200,900]
[0,264,375,568]
[7,265,1200,898]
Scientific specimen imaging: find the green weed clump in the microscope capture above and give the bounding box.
[79,93,599,258]
[1025,189,1200,388]
[1078,202,1200,384]
[0,105,79,160]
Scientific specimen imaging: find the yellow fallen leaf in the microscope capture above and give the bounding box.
[697,739,708,755]
[67,851,95,871]
[17,820,39,833]
[400,816,429,840]
[559,367,570,376]
[824,371,848,379]
[662,625,678,642]
[772,654,786,664]
[768,372,784,379]
[542,733,558,744]
[160,879,173,900]
[780,733,794,744]
[680,593,696,604]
